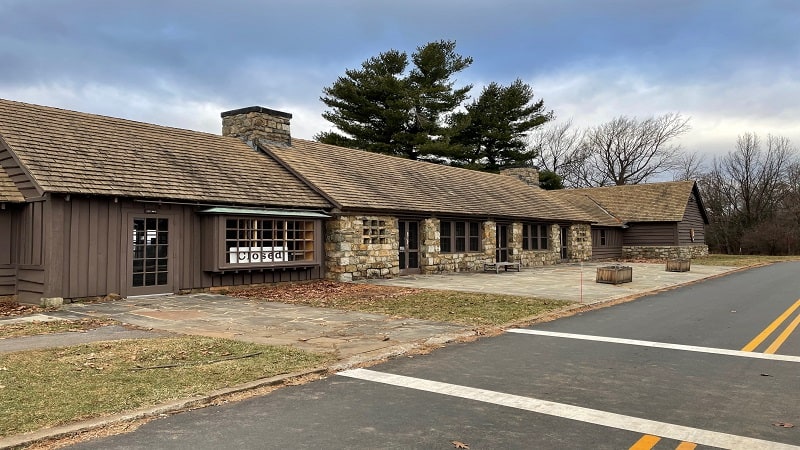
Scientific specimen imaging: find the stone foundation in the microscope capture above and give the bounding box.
[622,244,709,260]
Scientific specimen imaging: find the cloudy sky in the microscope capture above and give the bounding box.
[1,0,798,161]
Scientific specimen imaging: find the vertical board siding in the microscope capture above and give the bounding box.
[0,211,12,265]
[622,223,678,246]
[591,227,623,259]
[13,202,44,266]
[48,197,323,300]
[678,197,706,245]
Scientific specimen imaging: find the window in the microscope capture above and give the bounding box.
[440,221,481,253]
[224,218,315,266]
[522,223,550,250]
[600,229,607,246]
[363,219,388,244]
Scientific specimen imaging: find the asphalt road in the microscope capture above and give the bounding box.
[70,262,800,449]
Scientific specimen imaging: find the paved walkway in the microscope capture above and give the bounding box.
[366,262,737,303]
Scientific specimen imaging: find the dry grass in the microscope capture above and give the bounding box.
[0,337,332,437]
[0,318,116,338]
[231,280,571,327]
[693,254,800,267]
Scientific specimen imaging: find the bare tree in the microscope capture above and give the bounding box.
[672,151,706,181]
[582,113,690,185]
[527,119,588,187]
[701,133,798,254]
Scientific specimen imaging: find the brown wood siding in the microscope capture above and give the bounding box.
[0,210,11,265]
[12,202,44,266]
[0,265,15,296]
[591,227,623,259]
[43,196,323,300]
[623,222,679,246]
[0,147,40,198]
[678,196,706,245]
[17,266,44,303]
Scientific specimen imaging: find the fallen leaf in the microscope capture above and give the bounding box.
[452,441,469,449]
[761,373,770,377]
[773,422,794,428]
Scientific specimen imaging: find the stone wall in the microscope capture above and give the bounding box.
[516,223,560,266]
[622,244,709,260]
[568,223,593,261]
[499,167,540,187]
[325,215,595,280]
[419,219,496,273]
[324,215,400,281]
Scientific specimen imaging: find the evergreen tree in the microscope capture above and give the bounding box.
[316,40,472,160]
[538,169,564,190]
[450,79,552,172]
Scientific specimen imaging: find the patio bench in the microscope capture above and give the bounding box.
[483,261,521,274]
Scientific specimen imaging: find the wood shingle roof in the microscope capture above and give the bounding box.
[550,181,700,225]
[0,98,330,209]
[265,139,592,222]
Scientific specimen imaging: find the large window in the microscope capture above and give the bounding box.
[440,221,481,253]
[224,218,315,266]
[522,223,550,250]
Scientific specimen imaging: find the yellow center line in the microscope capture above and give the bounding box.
[676,442,698,450]
[765,312,800,354]
[630,434,660,449]
[741,298,800,352]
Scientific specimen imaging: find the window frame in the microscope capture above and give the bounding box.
[439,220,482,254]
[208,215,322,271]
[522,223,550,251]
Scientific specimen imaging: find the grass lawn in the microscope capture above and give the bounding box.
[0,318,115,338]
[230,281,572,327]
[0,337,332,437]
[693,254,800,267]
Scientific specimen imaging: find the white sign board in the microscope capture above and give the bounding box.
[228,247,288,264]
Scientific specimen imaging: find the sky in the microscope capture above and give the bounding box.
[1,0,798,163]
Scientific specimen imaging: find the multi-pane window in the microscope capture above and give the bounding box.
[225,218,314,266]
[600,229,607,246]
[440,221,481,253]
[522,223,550,250]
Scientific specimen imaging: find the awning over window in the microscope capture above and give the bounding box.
[198,207,330,218]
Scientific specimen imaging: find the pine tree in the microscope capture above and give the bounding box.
[316,40,472,161]
[450,79,552,172]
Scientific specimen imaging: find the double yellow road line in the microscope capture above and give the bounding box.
[741,298,800,354]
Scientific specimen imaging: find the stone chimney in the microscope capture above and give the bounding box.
[221,106,292,147]
[500,167,540,188]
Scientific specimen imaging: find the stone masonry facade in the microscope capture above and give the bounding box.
[325,214,592,281]
[622,244,709,260]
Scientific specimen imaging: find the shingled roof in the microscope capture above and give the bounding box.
[0,99,330,209]
[265,139,591,222]
[550,181,703,225]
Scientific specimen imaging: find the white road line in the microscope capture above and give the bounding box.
[338,368,798,450]
[507,329,800,363]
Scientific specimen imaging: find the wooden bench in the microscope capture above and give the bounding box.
[483,261,521,274]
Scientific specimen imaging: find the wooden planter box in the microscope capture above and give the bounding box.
[666,259,691,272]
[596,265,633,284]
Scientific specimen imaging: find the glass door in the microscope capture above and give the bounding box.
[128,216,173,296]
[560,226,569,260]
[398,221,420,275]
[496,224,509,262]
